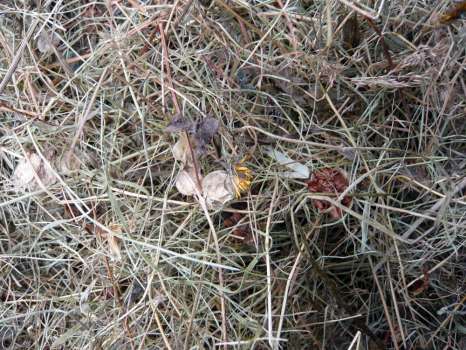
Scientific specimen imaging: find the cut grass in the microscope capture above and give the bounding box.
[1,0,466,349]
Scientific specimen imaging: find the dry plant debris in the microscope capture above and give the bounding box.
[202,170,235,208]
[175,167,200,196]
[11,147,82,191]
[232,163,253,198]
[307,168,352,219]
[167,114,237,208]
[224,211,254,246]
[36,30,60,54]
[266,147,310,179]
[166,114,219,156]
[12,150,56,190]
[439,1,466,23]
[0,0,465,349]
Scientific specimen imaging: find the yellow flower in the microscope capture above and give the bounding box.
[232,164,253,198]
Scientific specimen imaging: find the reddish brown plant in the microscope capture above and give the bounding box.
[306,168,352,219]
[224,212,254,245]
[439,1,466,23]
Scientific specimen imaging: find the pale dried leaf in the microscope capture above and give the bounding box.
[12,152,41,188]
[175,168,200,196]
[59,152,82,174]
[79,279,96,315]
[171,133,193,166]
[12,151,57,190]
[338,147,357,161]
[202,170,234,209]
[265,147,310,179]
[107,223,122,261]
[37,31,59,53]
[172,138,187,162]
[153,294,166,306]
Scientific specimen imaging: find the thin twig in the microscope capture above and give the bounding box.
[65,67,108,168]
[102,256,135,349]
[159,23,180,114]
[0,18,40,95]
[266,179,278,348]
[364,17,395,70]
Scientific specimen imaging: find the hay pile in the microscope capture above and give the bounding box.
[0,1,465,349]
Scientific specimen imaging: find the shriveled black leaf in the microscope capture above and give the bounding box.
[194,117,219,154]
[198,0,213,7]
[165,114,195,133]
[197,117,219,141]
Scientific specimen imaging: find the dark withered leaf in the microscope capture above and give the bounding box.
[342,13,360,50]
[165,114,195,133]
[194,117,219,155]
[197,117,219,140]
[198,0,213,7]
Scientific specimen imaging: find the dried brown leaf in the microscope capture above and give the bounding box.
[439,2,466,23]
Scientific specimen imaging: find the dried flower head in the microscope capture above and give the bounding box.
[306,168,352,219]
[232,163,253,198]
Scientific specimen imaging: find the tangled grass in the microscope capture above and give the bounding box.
[0,0,465,349]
